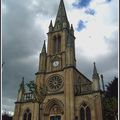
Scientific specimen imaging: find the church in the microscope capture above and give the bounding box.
[13,0,103,120]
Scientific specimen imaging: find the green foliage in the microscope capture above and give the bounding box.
[103,97,117,120]
[26,81,47,103]
[105,77,118,99]
[103,77,118,120]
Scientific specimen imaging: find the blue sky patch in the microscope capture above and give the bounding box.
[72,0,92,9]
[76,20,86,31]
[106,0,112,3]
[85,8,96,15]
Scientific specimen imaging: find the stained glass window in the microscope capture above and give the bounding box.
[48,76,63,91]
[23,109,31,120]
[80,104,91,120]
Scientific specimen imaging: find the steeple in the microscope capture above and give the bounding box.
[92,62,99,79]
[54,0,69,29]
[47,0,76,70]
[41,40,46,53]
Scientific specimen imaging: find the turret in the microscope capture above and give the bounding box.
[17,77,25,102]
[39,40,47,72]
[92,62,100,91]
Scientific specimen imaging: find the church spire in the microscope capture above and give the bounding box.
[92,62,99,79]
[92,62,100,91]
[54,0,69,28]
[41,40,46,53]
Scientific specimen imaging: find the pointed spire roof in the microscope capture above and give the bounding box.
[92,62,99,79]
[41,40,46,53]
[55,0,69,26]
[71,24,74,30]
[19,77,25,92]
[93,62,97,74]
[49,20,53,28]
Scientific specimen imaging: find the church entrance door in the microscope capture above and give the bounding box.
[50,115,61,120]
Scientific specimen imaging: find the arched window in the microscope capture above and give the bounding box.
[58,35,61,52]
[53,36,57,53]
[80,107,85,120]
[80,103,91,120]
[53,35,61,54]
[23,108,31,120]
[86,107,91,120]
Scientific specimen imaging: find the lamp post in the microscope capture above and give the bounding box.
[100,74,105,92]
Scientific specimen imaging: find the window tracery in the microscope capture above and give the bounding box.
[80,103,91,120]
[48,75,63,92]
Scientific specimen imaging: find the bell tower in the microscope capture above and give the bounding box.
[45,0,76,72]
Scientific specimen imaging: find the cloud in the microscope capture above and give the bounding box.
[72,0,92,9]
[2,0,54,112]
[76,20,86,31]
[85,8,96,15]
[2,97,16,114]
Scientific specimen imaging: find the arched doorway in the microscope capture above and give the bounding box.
[44,99,64,120]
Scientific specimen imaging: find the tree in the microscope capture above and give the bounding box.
[26,81,47,120]
[105,77,118,99]
[103,77,118,120]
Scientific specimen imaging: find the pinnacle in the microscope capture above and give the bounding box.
[92,62,99,79]
[42,40,46,53]
[49,20,53,27]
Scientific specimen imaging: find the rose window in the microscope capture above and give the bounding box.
[48,76,63,91]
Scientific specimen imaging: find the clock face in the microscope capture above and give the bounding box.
[48,76,63,92]
[53,61,59,67]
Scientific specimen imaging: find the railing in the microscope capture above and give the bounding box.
[23,92,34,101]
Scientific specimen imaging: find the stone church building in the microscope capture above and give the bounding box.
[13,0,103,120]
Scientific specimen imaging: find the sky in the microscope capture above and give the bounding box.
[2,0,118,114]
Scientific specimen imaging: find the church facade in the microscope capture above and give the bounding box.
[13,0,103,120]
